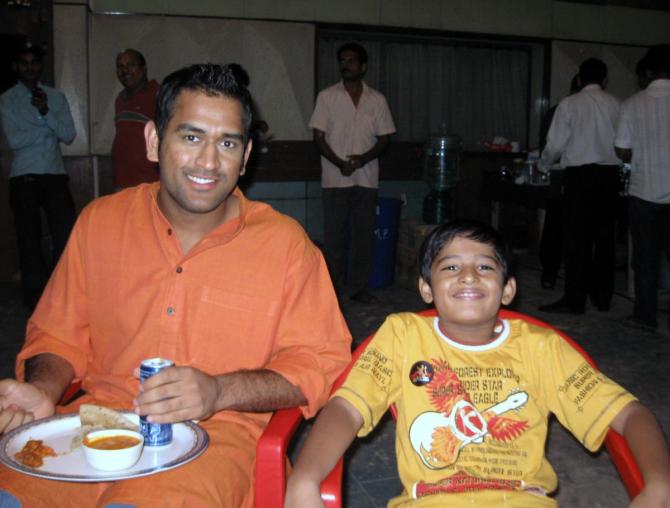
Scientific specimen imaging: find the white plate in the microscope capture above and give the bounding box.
[0,412,208,482]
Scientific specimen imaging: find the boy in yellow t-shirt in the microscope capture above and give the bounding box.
[286,220,670,507]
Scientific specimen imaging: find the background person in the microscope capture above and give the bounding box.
[0,63,351,507]
[112,48,160,189]
[636,56,651,91]
[0,43,77,311]
[615,44,670,330]
[538,74,581,290]
[309,42,396,304]
[538,58,621,315]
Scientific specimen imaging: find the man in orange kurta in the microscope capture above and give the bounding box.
[0,63,351,507]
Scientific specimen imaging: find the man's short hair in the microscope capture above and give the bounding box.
[569,73,581,94]
[155,63,253,143]
[118,48,146,67]
[228,63,250,87]
[419,219,513,285]
[636,57,649,77]
[15,43,44,63]
[579,58,607,85]
[645,44,670,76]
[337,42,368,65]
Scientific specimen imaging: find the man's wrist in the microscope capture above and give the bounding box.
[213,374,229,412]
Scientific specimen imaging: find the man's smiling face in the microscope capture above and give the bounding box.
[116,52,147,93]
[339,49,366,82]
[146,89,251,224]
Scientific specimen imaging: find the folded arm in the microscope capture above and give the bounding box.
[313,129,349,174]
[346,134,391,170]
[0,102,44,150]
[45,94,76,145]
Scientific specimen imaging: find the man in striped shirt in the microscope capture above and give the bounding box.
[112,48,160,189]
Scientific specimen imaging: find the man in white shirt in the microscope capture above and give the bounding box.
[309,42,396,304]
[538,74,581,290]
[615,44,670,329]
[538,58,621,315]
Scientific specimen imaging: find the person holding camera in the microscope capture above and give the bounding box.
[0,44,77,310]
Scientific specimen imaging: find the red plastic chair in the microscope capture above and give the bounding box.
[496,309,644,499]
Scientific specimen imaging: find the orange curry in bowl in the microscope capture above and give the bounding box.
[84,435,142,450]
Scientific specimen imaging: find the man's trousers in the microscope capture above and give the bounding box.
[9,174,76,308]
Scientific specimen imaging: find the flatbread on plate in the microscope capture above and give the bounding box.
[70,404,138,450]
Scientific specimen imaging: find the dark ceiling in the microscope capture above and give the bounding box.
[561,0,670,11]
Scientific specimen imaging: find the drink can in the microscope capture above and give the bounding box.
[139,358,174,446]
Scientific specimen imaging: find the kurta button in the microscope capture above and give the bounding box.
[176,266,183,274]
[167,306,176,316]
[167,228,172,235]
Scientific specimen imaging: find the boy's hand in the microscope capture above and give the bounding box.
[611,402,670,508]
[284,474,324,508]
[629,480,670,507]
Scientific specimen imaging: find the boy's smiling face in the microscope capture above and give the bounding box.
[419,235,516,344]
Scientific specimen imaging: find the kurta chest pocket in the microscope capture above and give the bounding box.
[191,287,279,373]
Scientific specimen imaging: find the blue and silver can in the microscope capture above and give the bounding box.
[139,357,174,446]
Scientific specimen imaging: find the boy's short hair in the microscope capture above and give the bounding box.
[419,219,513,285]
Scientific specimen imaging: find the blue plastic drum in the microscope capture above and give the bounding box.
[369,197,403,288]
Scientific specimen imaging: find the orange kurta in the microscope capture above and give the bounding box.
[4,183,352,506]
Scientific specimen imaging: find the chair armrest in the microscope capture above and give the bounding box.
[59,381,82,405]
[254,407,345,508]
[320,458,344,508]
[604,429,644,499]
[255,407,304,508]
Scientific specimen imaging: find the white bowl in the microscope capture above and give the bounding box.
[82,429,144,471]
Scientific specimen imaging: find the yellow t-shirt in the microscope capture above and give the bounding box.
[334,313,636,507]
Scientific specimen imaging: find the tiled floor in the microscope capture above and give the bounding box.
[1,252,668,507]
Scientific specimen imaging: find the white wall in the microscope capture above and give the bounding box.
[53,1,669,158]
[549,41,647,106]
[54,4,88,156]
[88,0,670,46]
[88,16,314,154]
